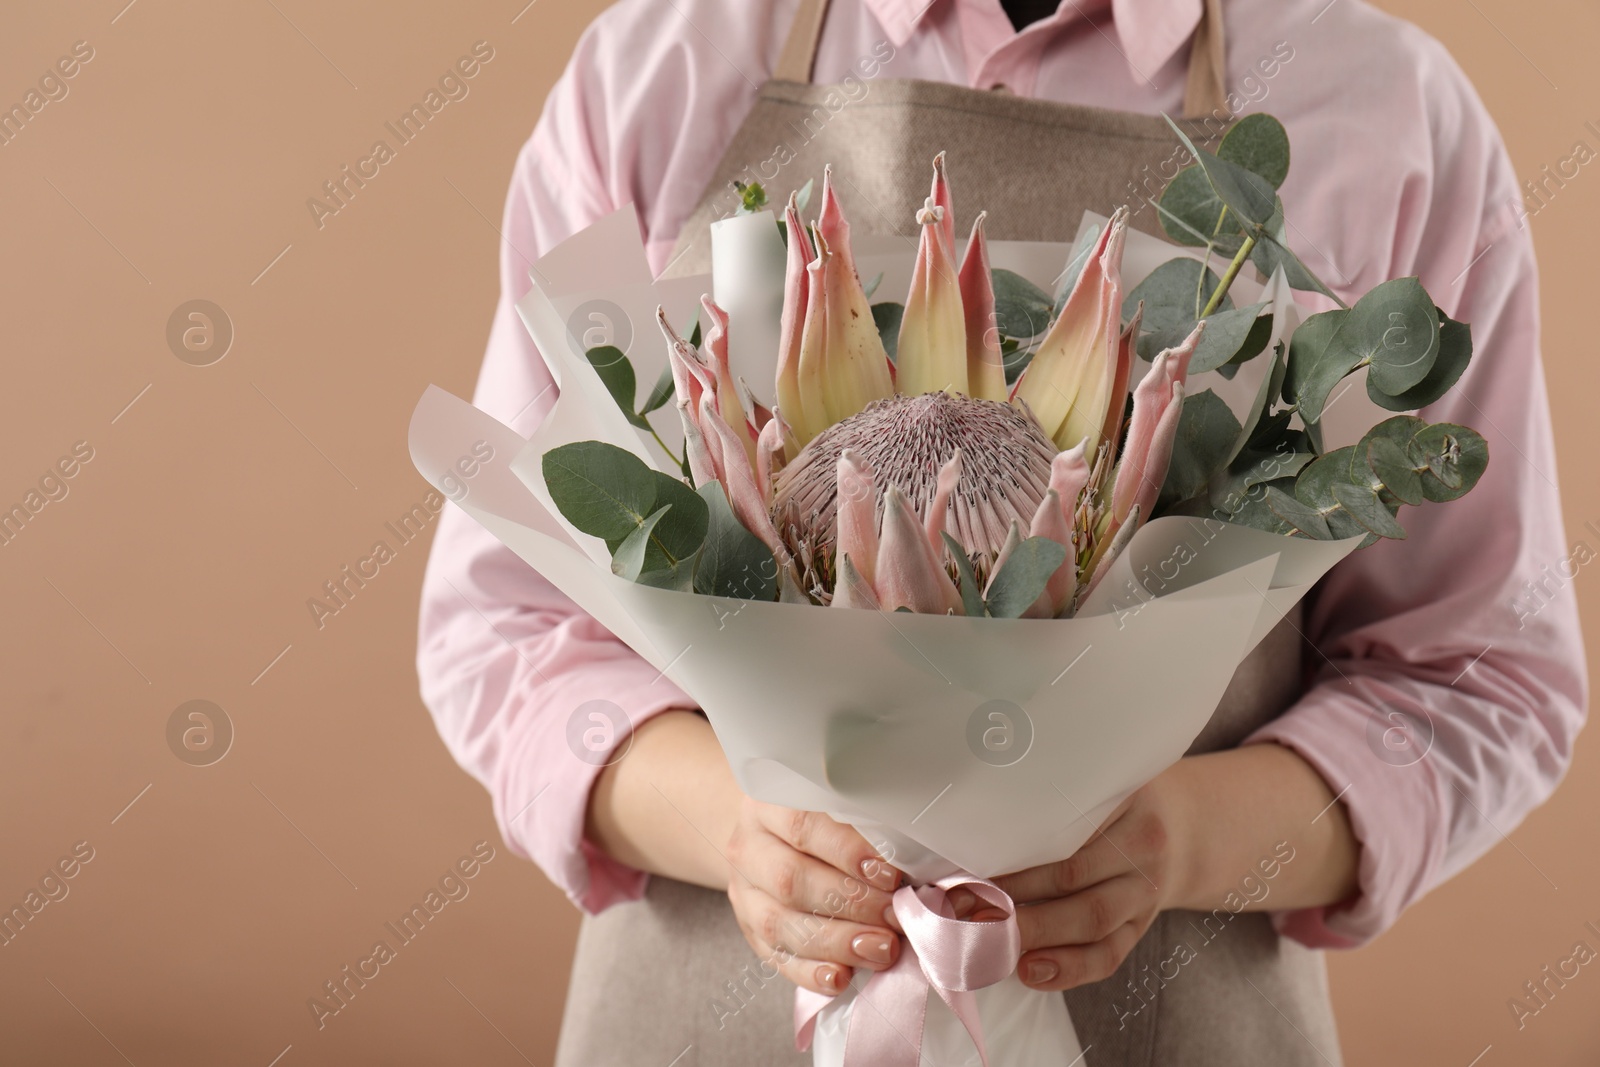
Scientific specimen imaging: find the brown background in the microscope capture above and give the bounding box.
[0,0,1594,1063]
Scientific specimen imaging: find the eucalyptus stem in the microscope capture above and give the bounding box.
[646,425,677,467]
[1201,233,1257,319]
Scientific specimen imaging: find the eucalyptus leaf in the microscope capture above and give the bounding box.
[586,345,650,430]
[1243,409,1293,452]
[1330,482,1406,540]
[1407,423,1489,502]
[1157,168,1236,250]
[1161,389,1242,505]
[1163,115,1279,229]
[1123,258,1229,360]
[1222,311,1276,375]
[872,302,905,362]
[1002,337,1034,385]
[693,482,778,600]
[1291,448,1371,541]
[1282,308,1356,423]
[638,562,695,591]
[1217,478,1296,534]
[1347,278,1441,396]
[543,441,659,541]
[1155,191,1229,249]
[1218,113,1290,188]
[1250,228,1342,305]
[941,531,987,618]
[1190,302,1270,375]
[1365,436,1425,506]
[863,271,884,300]
[1369,309,1471,411]
[646,471,710,570]
[984,537,1068,618]
[992,269,1055,340]
[1265,487,1333,539]
[1227,346,1287,467]
[612,506,671,580]
[1211,449,1316,510]
[640,361,676,416]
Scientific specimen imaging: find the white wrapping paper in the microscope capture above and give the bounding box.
[407,206,1361,1066]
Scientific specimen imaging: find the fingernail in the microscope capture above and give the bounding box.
[946,887,976,916]
[1024,959,1059,986]
[816,965,845,992]
[882,904,902,932]
[851,932,893,965]
[860,857,899,892]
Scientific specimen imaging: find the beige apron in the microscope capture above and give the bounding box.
[557,1,1343,1062]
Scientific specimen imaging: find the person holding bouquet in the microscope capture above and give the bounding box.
[416,0,1587,1062]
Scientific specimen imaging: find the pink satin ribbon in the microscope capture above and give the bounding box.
[794,874,1022,1067]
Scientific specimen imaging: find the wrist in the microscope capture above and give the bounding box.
[1151,745,1360,915]
[1146,757,1208,912]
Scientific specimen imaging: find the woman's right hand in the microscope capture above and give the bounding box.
[725,796,905,997]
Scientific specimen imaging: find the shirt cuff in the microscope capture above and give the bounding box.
[491,641,698,916]
[1243,683,1450,948]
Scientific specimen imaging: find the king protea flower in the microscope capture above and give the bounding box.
[660,157,1201,616]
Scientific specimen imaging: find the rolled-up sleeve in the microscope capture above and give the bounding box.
[1246,38,1588,947]
[415,26,698,915]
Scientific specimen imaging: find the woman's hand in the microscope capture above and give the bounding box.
[981,784,1184,992]
[964,744,1359,993]
[726,797,905,997]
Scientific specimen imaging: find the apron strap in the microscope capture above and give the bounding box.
[774,0,832,83]
[1182,0,1229,118]
[776,0,1229,120]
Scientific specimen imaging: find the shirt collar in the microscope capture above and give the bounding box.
[866,0,1204,86]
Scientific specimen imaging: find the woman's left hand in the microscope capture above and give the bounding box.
[979,780,1188,992]
[951,744,1360,993]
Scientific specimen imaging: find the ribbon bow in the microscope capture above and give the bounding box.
[794,874,1022,1067]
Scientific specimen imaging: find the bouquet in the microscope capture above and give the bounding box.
[409,114,1485,1066]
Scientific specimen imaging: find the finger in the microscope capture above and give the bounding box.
[1018,920,1143,991]
[1013,874,1155,951]
[729,881,852,996]
[739,884,901,971]
[995,832,1131,904]
[738,823,899,929]
[756,803,902,892]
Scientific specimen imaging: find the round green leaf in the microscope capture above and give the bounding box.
[1265,487,1334,539]
[1352,278,1442,397]
[1190,302,1270,375]
[1123,258,1230,361]
[984,536,1068,618]
[1160,389,1241,505]
[1364,436,1425,506]
[872,301,904,362]
[1369,310,1472,411]
[1157,167,1240,250]
[1282,308,1352,418]
[1217,114,1290,189]
[693,482,777,601]
[542,441,658,541]
[586,345,649,430]
[1292,447,1370,540]
[1407,423,1489,502]
[1330,481,1406,540]
[1163,116,1279,230]
[991,269,1054,341]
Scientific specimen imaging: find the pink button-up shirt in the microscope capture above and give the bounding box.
[416,0,1587,946]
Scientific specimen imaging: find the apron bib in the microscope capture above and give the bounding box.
[559,1,1343,1062]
